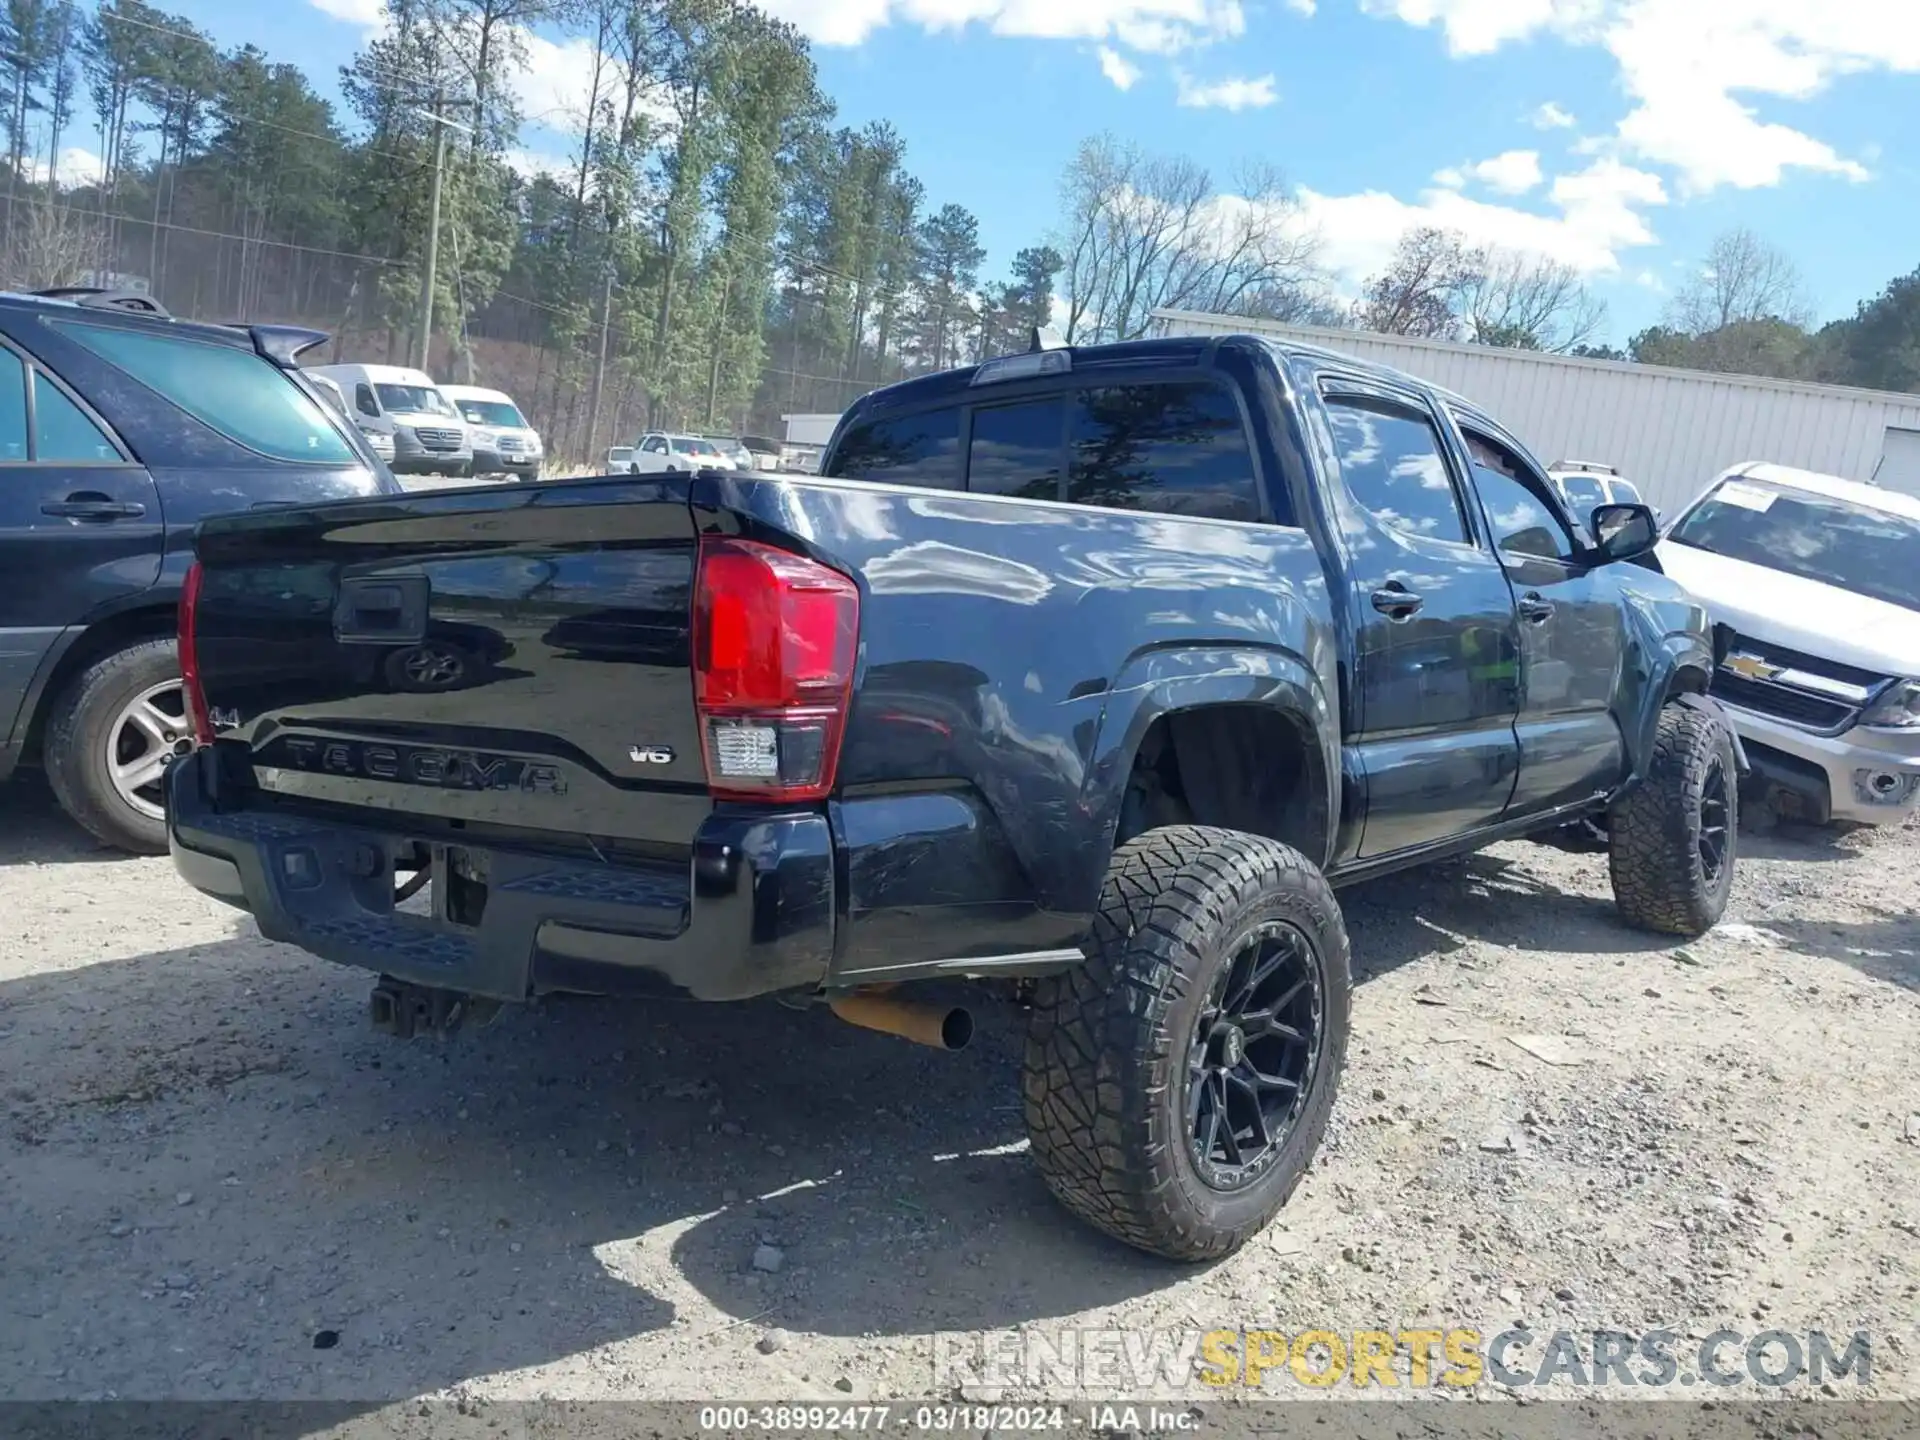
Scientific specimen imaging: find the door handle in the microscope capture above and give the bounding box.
[1517,592,1555,623]
[42,495,145,520]
[1370,585,1424,619]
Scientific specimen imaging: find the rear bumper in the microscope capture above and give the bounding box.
[166,749,835,1002]
[1721,703,1920,826]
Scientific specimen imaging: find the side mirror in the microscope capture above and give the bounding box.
[1590,502,1658,563]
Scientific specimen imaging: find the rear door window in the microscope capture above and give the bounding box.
[827,408,963,490]
[1068,381,1260,522]
[57,321,356,464]
[33,372,119,462]
[0,349,26,461]
[1323,394,1470,544]
[968,397,1064,500]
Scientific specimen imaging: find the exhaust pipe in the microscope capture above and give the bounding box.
[829,992,974,1051]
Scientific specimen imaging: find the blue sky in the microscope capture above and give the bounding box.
[181,0,1920,344]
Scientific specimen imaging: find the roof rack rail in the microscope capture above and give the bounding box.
[32,286,171,318]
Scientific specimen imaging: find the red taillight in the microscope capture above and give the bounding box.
[692,536,859,802]
[178,560,213,746]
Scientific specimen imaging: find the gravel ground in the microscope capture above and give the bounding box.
[1,775,1916,1413]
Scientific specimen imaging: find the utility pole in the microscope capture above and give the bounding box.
[585,259,616,465]
[408,99,474,374]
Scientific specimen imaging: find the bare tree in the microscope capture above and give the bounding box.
[1667,227,1812,335]
[0,200,105,289]
[1459,247,1607,352]
[1054,134,1329,344]
[1355,227,1606,352]
[1353,227,1478,338]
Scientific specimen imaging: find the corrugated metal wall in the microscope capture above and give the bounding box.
[1153,309,1920,513]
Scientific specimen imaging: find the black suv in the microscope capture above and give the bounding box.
[0,289,397,852]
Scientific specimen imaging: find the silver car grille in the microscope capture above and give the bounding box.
[1709,632,1886,734]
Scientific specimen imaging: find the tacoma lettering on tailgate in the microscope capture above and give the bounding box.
[276,738,568,795]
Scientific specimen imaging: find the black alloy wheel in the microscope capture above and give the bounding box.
[1186,920,1322,1188]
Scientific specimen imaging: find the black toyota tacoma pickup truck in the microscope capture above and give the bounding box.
[166,333,1742,1260]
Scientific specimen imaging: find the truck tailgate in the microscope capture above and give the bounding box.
[190,476,710,853]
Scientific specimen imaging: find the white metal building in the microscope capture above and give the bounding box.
[1152,308,1920,513]
[781,412,842,448]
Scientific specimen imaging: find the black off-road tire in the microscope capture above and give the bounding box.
[43,637,180,855]
[1022,825,1351,1261]
[1609,702,1739,936]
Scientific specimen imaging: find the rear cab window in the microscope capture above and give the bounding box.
[55,320,357,464]
[828,409,962,489]
[826,374,1270,523]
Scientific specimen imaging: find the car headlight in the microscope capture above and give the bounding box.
[1862,680,1920,729]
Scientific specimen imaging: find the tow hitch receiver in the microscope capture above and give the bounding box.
[369,977,500,1039]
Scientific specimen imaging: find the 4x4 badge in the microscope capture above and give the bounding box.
[628,745,675,764]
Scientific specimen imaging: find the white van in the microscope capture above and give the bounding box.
[305,373,396,464]
[305,363,471,476]
[440,383,543,480]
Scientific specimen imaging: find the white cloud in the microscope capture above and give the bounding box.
[307,0,384,32]
[1174,71,1277,110]
[1360,1,1919,193]
[1433,149,1544,195]
[1464,148,1543,194]
[1603,4,1883,192]
[513,29,612,129]
[1531,100,1576,129]
[755,0,1246,50]
[1284,0,1316,14]
[1298,155,1667,286]
[1357,0,1603,57]
[505,148,576,183]
[1097,44,1141,89]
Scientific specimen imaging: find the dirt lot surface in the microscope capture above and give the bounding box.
[2,776,1917,1417]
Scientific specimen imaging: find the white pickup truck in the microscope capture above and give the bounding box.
[1657,462,1920,827]
[606,432,735,474]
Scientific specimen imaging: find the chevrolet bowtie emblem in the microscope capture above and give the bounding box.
[1722,652,1781,683]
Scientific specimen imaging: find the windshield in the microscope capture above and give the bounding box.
[375,383,454,416]
[678,437,721,455]
[1557,474,1609,509]
[1666,478,1920,612]
[456,400,526,428]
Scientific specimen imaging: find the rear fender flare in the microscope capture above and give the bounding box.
[1070,645,1338,912]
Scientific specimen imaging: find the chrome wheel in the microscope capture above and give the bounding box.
[397,644,466,689]
[105,678,187,820]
